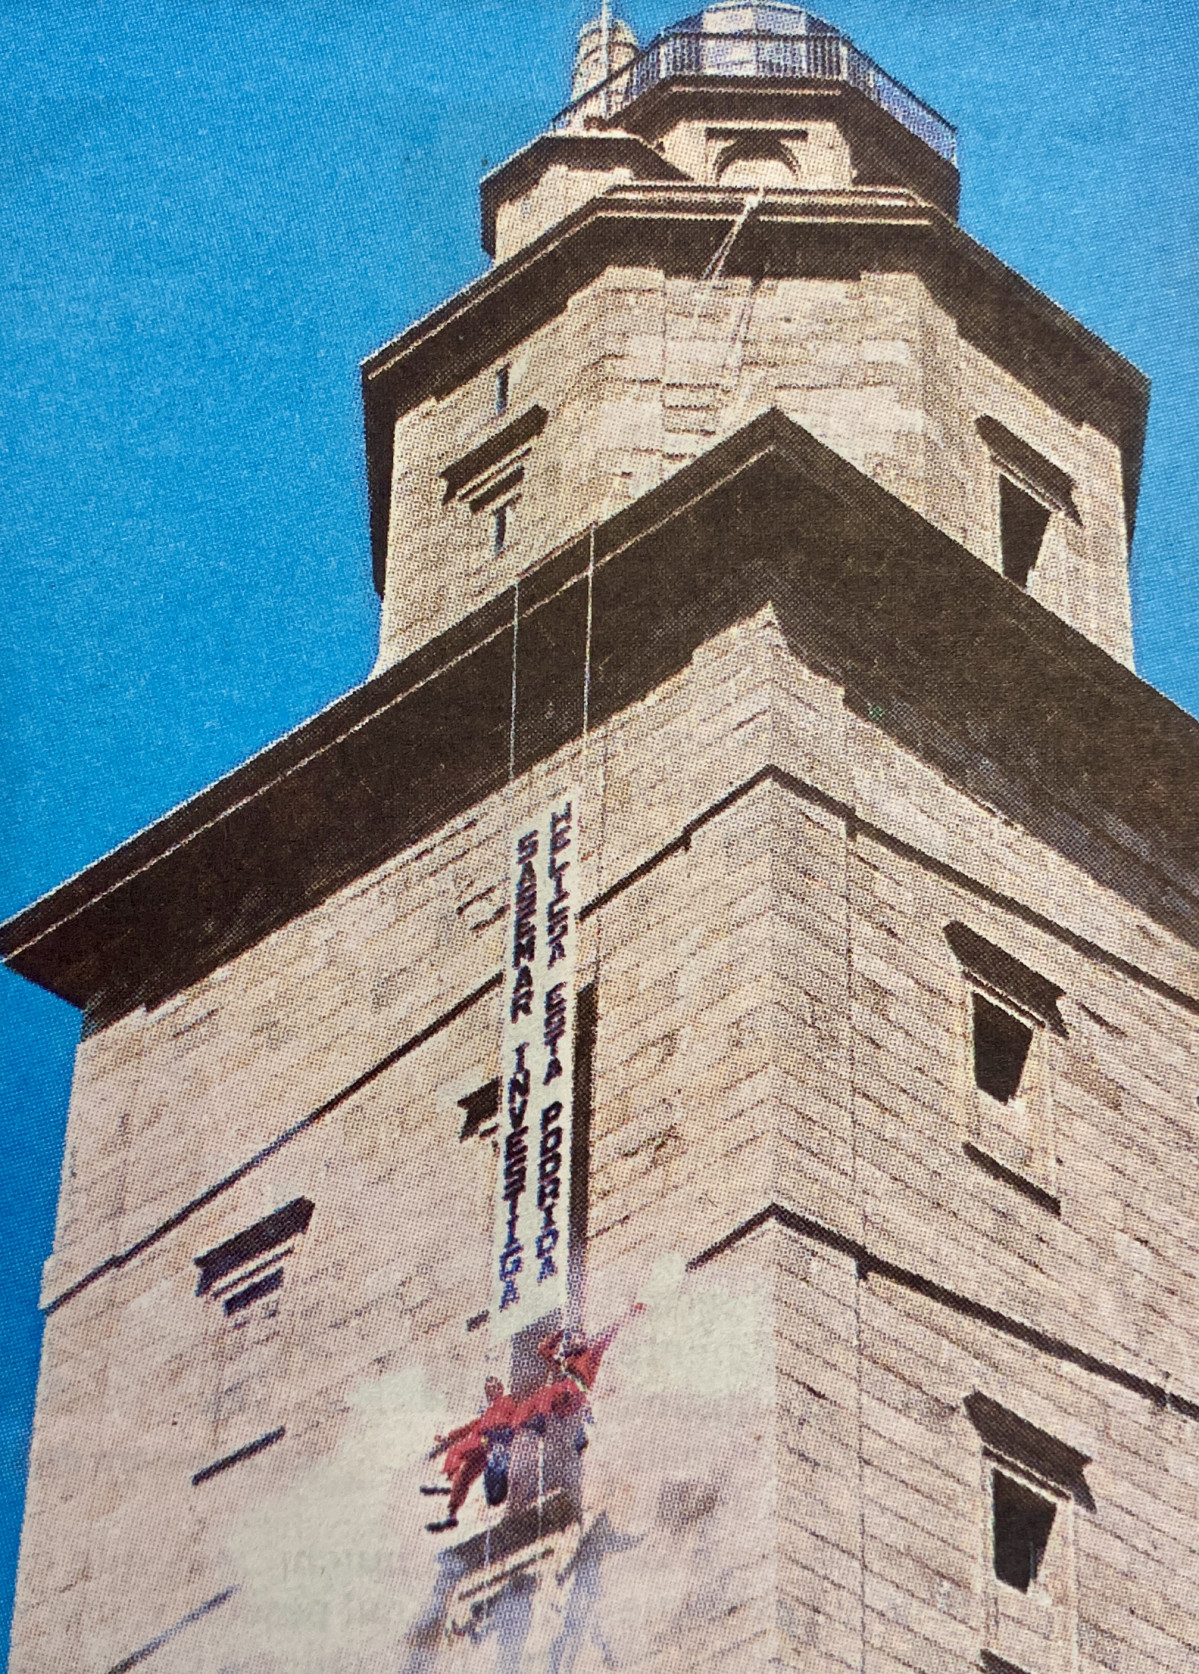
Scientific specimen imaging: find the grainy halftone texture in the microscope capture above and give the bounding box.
[4,1,1199,1669]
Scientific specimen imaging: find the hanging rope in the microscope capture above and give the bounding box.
[508,575,520,787]
[537,1433,545,1536]
[660,184,764,462]
[716,275,760,395]
[581,523,597,760]
[567,523,600,1346]
[702,186,763,283]
[600,0,613,119]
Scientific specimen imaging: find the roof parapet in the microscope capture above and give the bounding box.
[551,10,956,163]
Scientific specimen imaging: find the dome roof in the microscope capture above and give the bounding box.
[667,4,841,36]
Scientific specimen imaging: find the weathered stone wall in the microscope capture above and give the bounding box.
[493,165,639,262]
[379,263,1132,674]
[14,610,1199,1673]
[656,118,854,186]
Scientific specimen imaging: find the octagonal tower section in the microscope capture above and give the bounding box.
[365,3,1145,677]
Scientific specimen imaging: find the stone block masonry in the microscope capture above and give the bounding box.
[13,609,1199,1672]
[379,259,1134,674]
[3,16,1171,1671]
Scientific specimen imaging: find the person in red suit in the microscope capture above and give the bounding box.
[422,1375,519,1533]
[519,1304,645,1445]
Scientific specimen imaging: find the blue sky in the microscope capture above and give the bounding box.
[1,0,1196,1653]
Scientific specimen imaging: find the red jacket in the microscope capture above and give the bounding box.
[442,1393,519,1472]
[517,1322,623,1426]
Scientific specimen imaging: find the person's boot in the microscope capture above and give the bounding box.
[426,1515,459,1534]
[420,1484,451,1495]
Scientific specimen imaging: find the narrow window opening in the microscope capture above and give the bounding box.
[992,1469,1056,1591]
[999,475,1051,587]
[972,994,1033,1103]
[493,502,509,556]
[495,365,510,416]
[224,1268,284,1317]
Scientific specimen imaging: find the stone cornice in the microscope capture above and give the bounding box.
[479,130,689,258]
[1,409,1192,1030]
[361,183,1148,595]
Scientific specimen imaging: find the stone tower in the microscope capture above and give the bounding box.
[5,7,1199,1674]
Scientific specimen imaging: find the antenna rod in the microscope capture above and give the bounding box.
[601,0,612,118]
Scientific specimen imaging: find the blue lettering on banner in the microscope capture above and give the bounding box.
[546,804,572,967]
[535,1100,564,1283]
[494,794,580,1334]
[498,1043,530,1311]
[543,984,567,1084]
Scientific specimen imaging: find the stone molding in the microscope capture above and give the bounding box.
[362,183,1148,592]
[0,408,1187,1027]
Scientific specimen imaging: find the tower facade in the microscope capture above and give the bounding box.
[5,9,1199,1674]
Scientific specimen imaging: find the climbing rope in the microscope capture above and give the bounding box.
[702,186,763,283]
[581,524,597,760]
[508,575,520,788]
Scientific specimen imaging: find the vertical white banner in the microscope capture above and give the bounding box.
[493,790,582,1340]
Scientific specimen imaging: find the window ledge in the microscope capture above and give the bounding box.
[964,1142,1061,1217]
[980,1652,1035,1674]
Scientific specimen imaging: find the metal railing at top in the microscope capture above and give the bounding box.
[550,30,956,165]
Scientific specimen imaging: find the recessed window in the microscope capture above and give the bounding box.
[992,1469,1056,1592]
[195,1198,312,1329]
[194,1198,314,1296]
[972,993,1033,1103]
[493,502,510,555]
[944,923,1066,1035]
[999,475,1052,587]
[495,365,510,416]
[976,418,1079,589]
[715,136,797,189]
[947,923,1065,1193]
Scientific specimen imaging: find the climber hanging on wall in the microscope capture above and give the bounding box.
[422,1375,519,1534]
[421,1303,646,1534]
[520,1302,646,1453]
